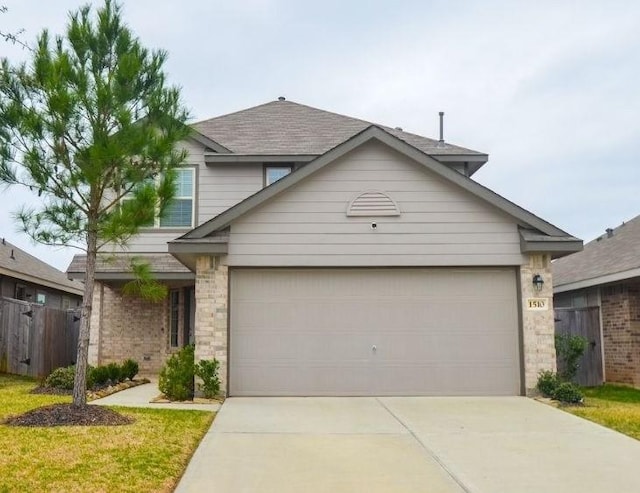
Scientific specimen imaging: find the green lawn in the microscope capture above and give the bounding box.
[0,373,214,493]
[564,384,640,440]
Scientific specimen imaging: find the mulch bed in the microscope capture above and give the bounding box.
[4,404,134,427]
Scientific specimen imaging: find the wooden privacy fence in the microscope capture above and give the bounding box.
[554,306,603,387]
[0,297,80,378]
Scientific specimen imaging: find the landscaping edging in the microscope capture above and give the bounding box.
[151,394,225,405]
[87,378,150,401]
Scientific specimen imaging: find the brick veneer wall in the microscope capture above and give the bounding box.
[601,284,640,386]
[194,255,228,394]
[89,282,171,375]
[520,253,557,393]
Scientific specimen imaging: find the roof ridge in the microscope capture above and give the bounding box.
[191,100,282,126]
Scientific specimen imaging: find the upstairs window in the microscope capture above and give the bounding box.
[121,167,195,229]
[265,165,292,186]
[160,168,195,228]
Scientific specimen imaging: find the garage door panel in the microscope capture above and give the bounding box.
[230,268,521,396]
[375,364,519,395]
[231,363,373,396]
[376,330,518,362]
[232,329,373,362]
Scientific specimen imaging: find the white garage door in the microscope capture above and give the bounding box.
[230,268,521,396]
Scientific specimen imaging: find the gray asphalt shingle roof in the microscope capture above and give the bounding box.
[552,214,640,288]
[193,100,485,157]
[67,253,192,275]
[0,238,83,295]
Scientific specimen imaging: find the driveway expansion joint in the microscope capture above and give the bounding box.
[375,398,473,493]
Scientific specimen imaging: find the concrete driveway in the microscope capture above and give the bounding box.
[175,397,640,493]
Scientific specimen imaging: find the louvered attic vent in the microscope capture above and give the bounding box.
[346,190,400,217]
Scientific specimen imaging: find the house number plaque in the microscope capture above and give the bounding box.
[526,298,548,311]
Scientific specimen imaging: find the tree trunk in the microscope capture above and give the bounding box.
[72,228,98,408]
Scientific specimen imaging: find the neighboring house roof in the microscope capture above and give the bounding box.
[67,253,194,281]
[193,99,486,161]
[0,238,83,296]
[553,215,640,293]
[172,125,581,266]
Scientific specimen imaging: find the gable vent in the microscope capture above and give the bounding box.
[347,190,400,217]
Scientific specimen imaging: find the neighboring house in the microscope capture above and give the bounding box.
[0,238,83,309]
[553,215,640,387]
[67,98,582,395]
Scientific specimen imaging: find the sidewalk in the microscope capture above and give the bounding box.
[89,381,220,412]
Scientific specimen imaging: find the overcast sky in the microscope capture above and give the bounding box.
[1,0,638,271]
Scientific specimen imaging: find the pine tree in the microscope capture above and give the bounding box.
[0,0,190,407]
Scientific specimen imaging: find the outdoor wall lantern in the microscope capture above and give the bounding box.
[532,274,544,292]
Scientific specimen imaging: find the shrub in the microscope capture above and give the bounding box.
[89,365,111,388]
[537,370,560,397]
[159,345,194,401]
[555,333,588,382]
[553,381,584,404]
[121,359,139,381]
[86,365,95,389]
[45,365,75,390]
[105,362,123,383]
[195,359,220,398]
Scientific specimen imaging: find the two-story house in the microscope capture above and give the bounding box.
[67,98,582,396]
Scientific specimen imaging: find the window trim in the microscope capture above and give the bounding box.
[158,167,196,229]
[121,166,196,230]
[264,164,293,187]
[15,284,27,301]
[169,290,180,348]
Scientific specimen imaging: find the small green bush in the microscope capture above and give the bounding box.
[45,365,75,390]
[86,365,95,389]
[195,359,220,398]
[159,345,194,401]
[537,370,560,397]
[555,333,588,382]
[553,381,584,404]
[121,359,139,381]
[89,365,111,388]
[105,362,123,383]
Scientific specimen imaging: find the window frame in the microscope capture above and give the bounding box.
[121,167,196,230]
[159,167,196,229]
[169,290,180,348]
[14,284,27,301]
[264,164,293,187]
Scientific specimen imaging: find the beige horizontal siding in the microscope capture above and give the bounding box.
[197,164,262,224]
[231,221,517,234]
[116,231,186,253]
[114,142,263,253]
[228,141,525,266]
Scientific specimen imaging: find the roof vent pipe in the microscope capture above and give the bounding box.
[10,249,15,260]
[278,96,286,101]
[606,228,614,238]
[438,111,445,143]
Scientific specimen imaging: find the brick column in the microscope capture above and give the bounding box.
[520,253,556,393]
[194,255,228,395]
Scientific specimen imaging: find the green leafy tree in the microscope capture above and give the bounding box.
[0,0,190,407]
